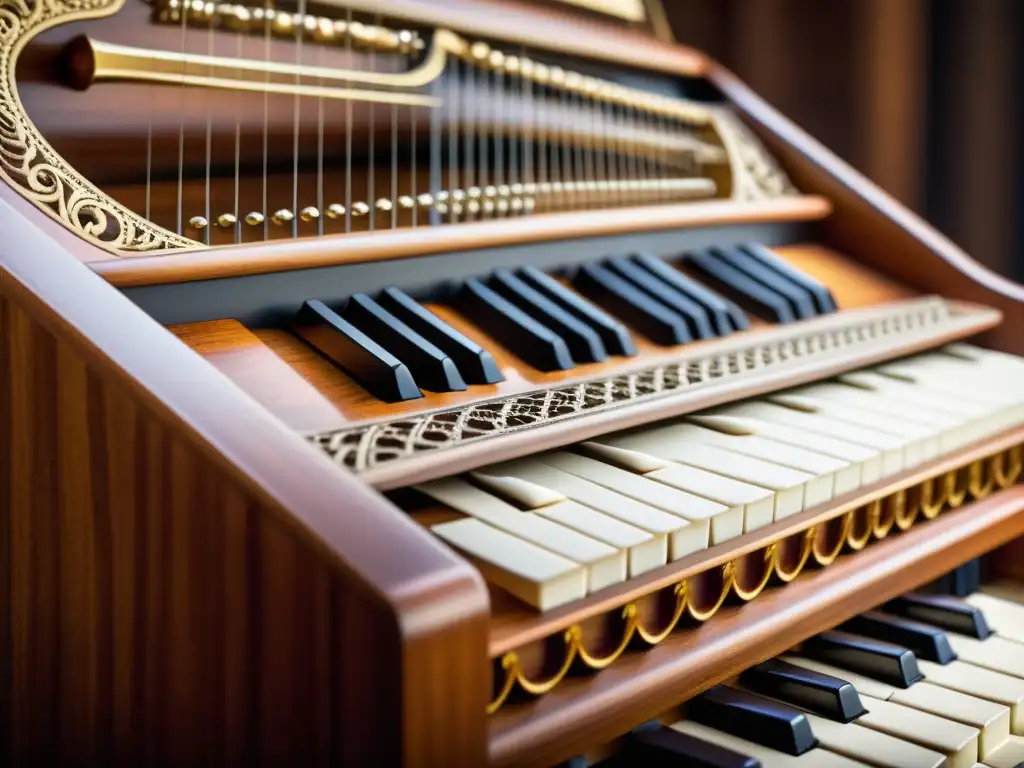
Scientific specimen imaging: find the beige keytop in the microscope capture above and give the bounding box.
[802,712,946,768]
[481,458,704,560]
[919,659,1024,734]
[964,593,1024,644]
[947,634,1024,678]
[796,381,972,452]
[981,735,1024,768]
[768,393,937,467]
[598,431,815,519]
[416,477,626,592]
[470,472,666,577]
[431,517,586,610]
[658,421,851,500]
[539,452,727,544]
[856,696,980,768]
[982,581,1024,607]
[890,682,1009,759]
[715,401,905,477]
[578,442,776,533]
[840,370,1005,446]
[690,414,877,491]
[670,720,873,767]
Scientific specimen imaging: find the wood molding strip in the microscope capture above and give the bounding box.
[487,485,1024,768]
[90,197,833,287]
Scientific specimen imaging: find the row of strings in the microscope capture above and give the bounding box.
[154,2,710,244]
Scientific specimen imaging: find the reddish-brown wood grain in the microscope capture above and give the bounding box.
[0,197,491,766]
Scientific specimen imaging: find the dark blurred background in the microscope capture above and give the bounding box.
[664,0,1024,283]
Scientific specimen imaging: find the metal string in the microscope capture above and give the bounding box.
[447,58,459,223]
[316,23,326,236]
[261,0,271,240]
[204,17,213,245]
[176,3,187,234]
[233,31,242,242]
[463,53,475,220]
[344,8,353,233]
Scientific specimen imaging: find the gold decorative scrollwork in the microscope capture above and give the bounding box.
[486,446,1022,714]
[0,0,196,253]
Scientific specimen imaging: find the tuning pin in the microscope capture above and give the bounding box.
[351,202,370,216]
[299,206,320,222]
[375,198,393,212]
[397,196,415,210]
[325,203,345,219]
[271,209,294,225]
[244,211,265,226]
[188,215,208,230]
[216,213,237,228]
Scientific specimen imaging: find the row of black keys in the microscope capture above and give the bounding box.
[574,591,997,767]
[293,243,837,402]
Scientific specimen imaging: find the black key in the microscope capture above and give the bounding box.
[488,269,607,363]
[740,658,867,723]
[711,246,817,320]
[453,278,574,371]
[885,593,992,640]
[687,249,797,323]
[929,560,981,597]
[604,255,716,339]
[840,611,957,665]
[572,263,692,346]
[517,266,637,356]
[801,630,923,688]
[632,253,749,333]
[688,685,817,756]
[376,287,504,385]
[293,300,422,402]
[625,721,760,768]
[739,242,837,314]
[339,294,467,393]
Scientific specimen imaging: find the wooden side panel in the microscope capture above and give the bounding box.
[0,195,491,766]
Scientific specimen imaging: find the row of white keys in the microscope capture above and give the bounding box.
[589,427,817,521]
[417,477,626,610]
[474,457,705,560]
[669,720,872,768]
[965,591,1024,645]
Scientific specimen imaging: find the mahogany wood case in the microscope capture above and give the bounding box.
[2,1,1023,766]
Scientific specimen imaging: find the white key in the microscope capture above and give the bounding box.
[769,392,937,467]
[481,458,702,560]
[982,734,1024,768]
[716,400,905,477]
[469,472,666,577]
[690,414,877,491]
[947,634,1024,679]
[982,581,1024,608]
[599,430,815,519]
[670,720,872,767]
[658,421,851,501]
[431,517,585,610]
[965,593,1024,645]
[855,696,980,768]
[890,682,1009,759]
[538,452,726,545]
[919,659,1024,734]
[839,370,991,448]
[802,712,946,768]
[416,478,625,593]
[579,441,775,533]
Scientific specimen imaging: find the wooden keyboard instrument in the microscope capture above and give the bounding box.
[2,1,1022,765]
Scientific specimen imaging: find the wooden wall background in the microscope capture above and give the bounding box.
[666,0,1024,282]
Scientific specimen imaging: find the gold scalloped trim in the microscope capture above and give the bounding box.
[0,0,197,253]
[485,446,1023,714]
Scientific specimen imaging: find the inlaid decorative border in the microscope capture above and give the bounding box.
[485,445,1024,714]
[310,298,962,473]
[0,0,195,252]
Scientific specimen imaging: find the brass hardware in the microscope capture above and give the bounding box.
[351,202,370,216]
[216,213,237,228]
[271,209,294,225]
[67,34,449,107]
[299,206,320,222]
[244,211,265,226]
[188,215,208,230]
[325,203,346,219]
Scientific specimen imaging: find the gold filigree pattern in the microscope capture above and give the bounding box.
[0,0,196,252]
[486,448,1023,714]
[711,108,798,201]
[310,299,953,473]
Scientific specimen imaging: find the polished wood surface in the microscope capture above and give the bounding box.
[0,197,490,766]
[488,485,1024,768]
[92,196,832,283]
[165,243,919,435]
